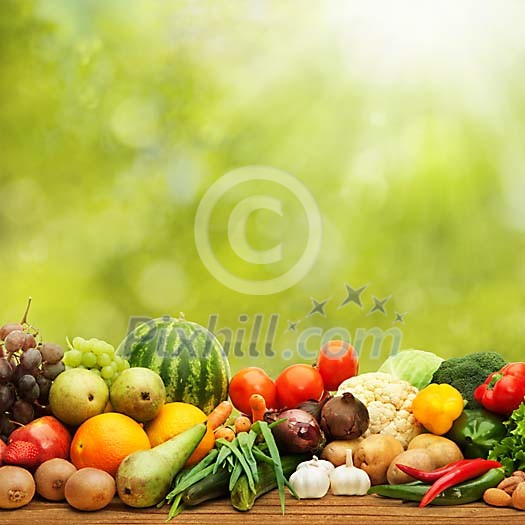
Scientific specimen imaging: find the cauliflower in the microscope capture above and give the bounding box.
[337,372,423,448]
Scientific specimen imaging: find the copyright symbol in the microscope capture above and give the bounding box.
[194,166,322,295]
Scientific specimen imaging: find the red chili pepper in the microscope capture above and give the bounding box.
[396,459,479,483]
[419,459,502,508]
[474,362,525,416]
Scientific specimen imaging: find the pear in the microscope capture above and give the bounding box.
[110,367,166,422]
[116,421,206,508]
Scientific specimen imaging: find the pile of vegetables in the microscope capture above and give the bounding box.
[152,341,525,519]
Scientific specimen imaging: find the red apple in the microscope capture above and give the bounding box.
[0,439,6,466]
[8,415,71,465]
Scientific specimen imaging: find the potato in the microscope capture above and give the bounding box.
[354,434,404,485]
[407,434,463,468]
[320,438,363,467]
[387,449,435,484]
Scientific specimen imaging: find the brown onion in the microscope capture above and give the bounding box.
[320,392,369,441]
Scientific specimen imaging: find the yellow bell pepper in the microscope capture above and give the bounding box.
[412,383,464,435]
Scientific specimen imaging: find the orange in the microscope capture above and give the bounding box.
[145,402,215,467]
[70,413,151,476]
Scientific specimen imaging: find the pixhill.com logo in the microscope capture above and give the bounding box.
[205,281,406,362]
[122,281,407,363]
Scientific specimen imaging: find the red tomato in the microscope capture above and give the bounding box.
[275,364,324,409]
[228,367,277,416]
[316,340,359,391]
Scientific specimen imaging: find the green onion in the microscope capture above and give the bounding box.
[167,463,216,500]
[166,492,184,521]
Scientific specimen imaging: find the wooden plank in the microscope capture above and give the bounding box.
[1,492,522,525]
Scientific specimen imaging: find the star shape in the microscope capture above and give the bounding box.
[367,295,392,316]
[393,311,407,324]
[285,320,300,333]
[307,297,330,318]
[338,283,368,309]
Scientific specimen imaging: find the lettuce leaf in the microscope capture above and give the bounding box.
[489,403,525,474]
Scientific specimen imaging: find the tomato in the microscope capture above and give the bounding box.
[275,364,324,409]
[316,340,359,391]
[228,367,277,416]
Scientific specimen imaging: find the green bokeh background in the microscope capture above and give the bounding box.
[2,0,524,378]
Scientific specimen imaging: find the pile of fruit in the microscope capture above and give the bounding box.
[2,303,525,516]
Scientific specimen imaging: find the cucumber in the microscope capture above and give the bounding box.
[231,455,306,512]
[182,467,230,506]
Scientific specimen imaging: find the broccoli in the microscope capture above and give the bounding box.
[431,352,507,409]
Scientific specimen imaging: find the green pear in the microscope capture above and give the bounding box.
[116,421,206,508]
[110,367,166,422]
[49,368,109,426]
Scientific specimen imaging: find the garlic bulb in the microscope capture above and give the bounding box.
[296,456,335,476]
[289,460,331,499]
[330,449,371,496]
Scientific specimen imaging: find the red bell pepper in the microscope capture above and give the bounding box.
[474,362,525,416]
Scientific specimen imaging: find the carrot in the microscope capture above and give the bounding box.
[234,415,252,434]
[249,394,267,422]
[208,401,233,430]
[214,426,235,442]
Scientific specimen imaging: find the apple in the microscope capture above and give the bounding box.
[8,416,71,464]
[49,369,109,426]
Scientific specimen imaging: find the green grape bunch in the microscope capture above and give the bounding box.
[63,336,129,386]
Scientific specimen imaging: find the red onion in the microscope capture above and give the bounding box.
[265,408,325,454]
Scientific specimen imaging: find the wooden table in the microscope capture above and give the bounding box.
[1,492,522,525]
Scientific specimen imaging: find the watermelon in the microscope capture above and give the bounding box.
[117,315,230,415]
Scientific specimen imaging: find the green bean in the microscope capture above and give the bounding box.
[214,441,232,473]
[229,460,244,492]
[219,438,256,492]
[238,431,259,484]
[252,446,273,464]
[258,421,286,514]
[226,454,235,470]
